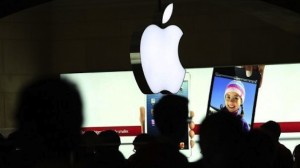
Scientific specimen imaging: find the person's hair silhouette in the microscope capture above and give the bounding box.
[132,133,155,153]
[260,120,281,141]
[97,130,121,151]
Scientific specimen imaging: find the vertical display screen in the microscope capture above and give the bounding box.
[146,80,189,149]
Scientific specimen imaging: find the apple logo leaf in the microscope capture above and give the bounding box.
[162,3,173,24]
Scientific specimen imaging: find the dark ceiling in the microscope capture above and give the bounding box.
[262,0,300,13]
[0,0,53,18]
[0,0,299,19]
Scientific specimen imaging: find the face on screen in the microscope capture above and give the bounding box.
[225,92,242,113]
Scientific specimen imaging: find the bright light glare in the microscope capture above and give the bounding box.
[140,24,184,93]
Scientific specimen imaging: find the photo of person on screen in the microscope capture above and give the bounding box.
[219,80,250,132]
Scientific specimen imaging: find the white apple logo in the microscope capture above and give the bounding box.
[140,3,185,94]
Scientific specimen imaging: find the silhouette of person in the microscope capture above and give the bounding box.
[293,144,300,168]
[94,129,126,168]
[127,133,155,167]
[131,94,189,168]
[198,110,248,168]
[74,131,98,168]
[97,130,122,151]
[260,120,294,168]
[11,77,83,168]
[245,128,276,168]
[131,133,155,153]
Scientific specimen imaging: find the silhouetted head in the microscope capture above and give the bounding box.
[97,130,121,151]
[82,131,98,144]
[199,111,246,167]
[260,120,281,142]
[15,77,83,153]
[294,144,300,163]
[246,128,276,168]
[132,133,155,152]
[153,94,189,145]
[81,131,98,154]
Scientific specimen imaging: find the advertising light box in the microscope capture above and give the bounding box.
[61,63,300,161]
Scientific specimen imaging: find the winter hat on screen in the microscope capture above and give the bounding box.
[224,80,245,103]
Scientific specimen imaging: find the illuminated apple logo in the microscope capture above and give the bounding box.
[130,3,185,94]
[140,3,185,94]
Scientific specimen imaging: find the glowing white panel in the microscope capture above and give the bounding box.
[140,24,184,93]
